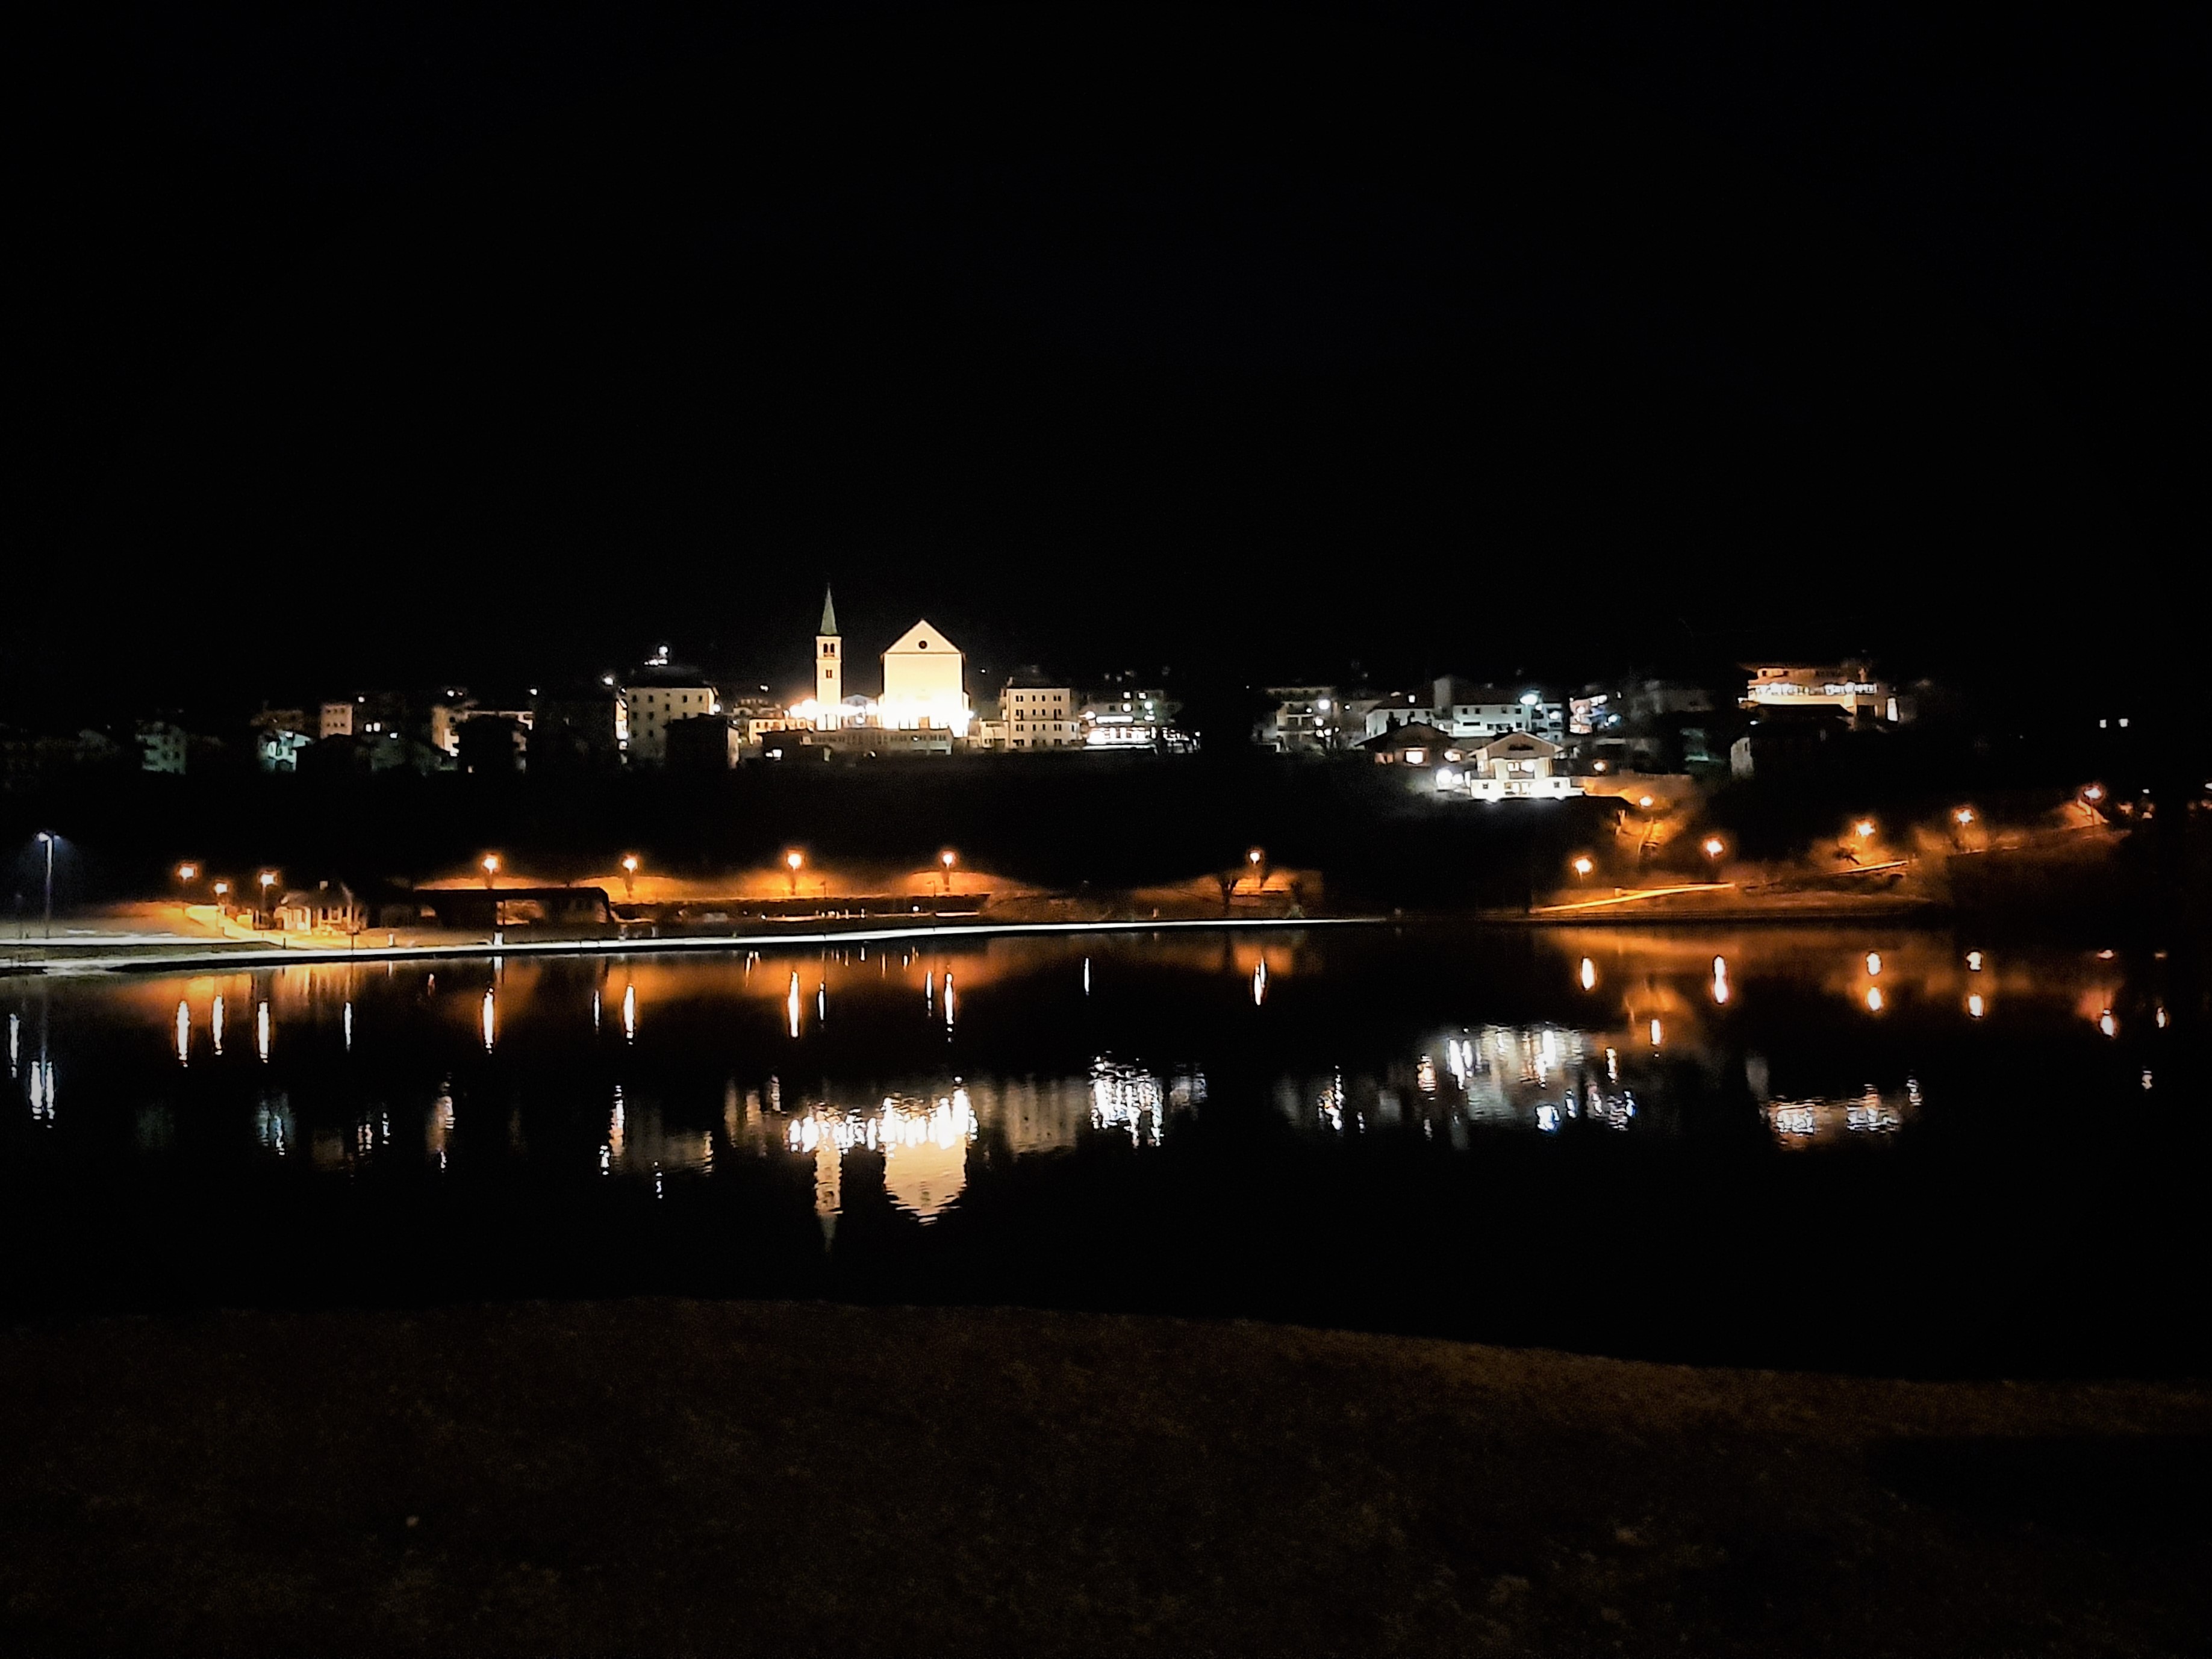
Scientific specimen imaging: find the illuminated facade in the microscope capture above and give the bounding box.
[1442,731,1583,800]
[1002,671,1080,749]
[782,599,973,741]
[624,673,720,765]
[814,588,841,726]
[1742,662,1898,723]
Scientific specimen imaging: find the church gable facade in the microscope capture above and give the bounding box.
[880,618,968,731]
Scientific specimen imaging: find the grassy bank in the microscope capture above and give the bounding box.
[2,1301,2206,1655]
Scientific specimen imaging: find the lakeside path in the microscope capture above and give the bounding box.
[3,1300,2205,1656]
[0,894,1950,976]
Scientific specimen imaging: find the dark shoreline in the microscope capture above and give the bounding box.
[3,1298,2205,1657]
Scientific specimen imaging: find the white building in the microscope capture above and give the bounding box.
[1742,662,1899,724]
[781,593,974,742]
[1442,732,1583,801]
[1003,673,1080,749]
[878,620,971,733]
[136,720,186,774]
[1260,686,1347,753]
[623,673,720,765]
[1421,678,1567,741]
[1081,687,1180,750]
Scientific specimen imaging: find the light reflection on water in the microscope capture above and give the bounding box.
[5,929,2196,1230]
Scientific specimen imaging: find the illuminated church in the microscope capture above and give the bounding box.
[794,587,973,739]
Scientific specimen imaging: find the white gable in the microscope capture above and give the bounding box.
[885,619,958,656]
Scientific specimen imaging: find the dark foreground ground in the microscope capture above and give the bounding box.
[3,1301,2207,1657]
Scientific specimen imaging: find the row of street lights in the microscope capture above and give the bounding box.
[466,848,966,902]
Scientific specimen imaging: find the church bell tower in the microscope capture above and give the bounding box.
[815,586,841,727]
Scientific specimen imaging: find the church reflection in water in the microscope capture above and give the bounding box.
[8,923,2191,1240]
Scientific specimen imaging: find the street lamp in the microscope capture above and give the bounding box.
[620,854,639,901]
[785,850,803,898]
[1571,855,1594,883]
[173,861,199,924]
[35,832,55,939]
[481,854,500,891]
[939,849,956,894]
[1953,807,1974,826]
[257,870,277,930]
[1702,836,1725,864]
[1854,820,1876,840]
[1247,846,1266,892]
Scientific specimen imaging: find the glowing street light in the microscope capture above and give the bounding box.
[34,830,56,939]
[173,861,199,922]
[481,854,500,891]
[620,853,640,901]
[1571,855,1594,882]
[1247,846,1268,892]
[257,869,277,930]
[939,848,957,894]
[1702,836,1725,862]
[1854,820,1876,839]
[1638,794,1655,809]
[785,850,804,898]
[176,862,199,882]
[1954,807,1975,826]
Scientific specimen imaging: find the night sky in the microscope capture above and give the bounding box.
[17,6,2201,716]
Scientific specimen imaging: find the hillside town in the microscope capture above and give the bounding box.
[4,587,2134,805]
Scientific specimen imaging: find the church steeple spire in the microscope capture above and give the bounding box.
[814,585,842,725]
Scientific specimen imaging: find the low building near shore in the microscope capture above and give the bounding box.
[1439,731,1584,801]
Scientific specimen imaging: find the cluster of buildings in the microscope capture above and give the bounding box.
[4,596,2146,799]
[1257,661,1928,799]
[2,590,1191,786]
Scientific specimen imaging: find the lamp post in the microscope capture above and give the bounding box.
[1247,845,1266,893]
[939,849,956,895]
[785,850,803,898]
[481,854,500,892]
[257,870,277,931]
[35,832,55,940]
[174,861,198,924]
[1702,835,1726,868]
[1571,855,1594,885]
[620,854,639,901]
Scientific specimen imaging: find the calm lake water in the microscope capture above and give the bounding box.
[5,926,2204,1375]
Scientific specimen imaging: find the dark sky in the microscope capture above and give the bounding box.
[17,5,2203,714]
